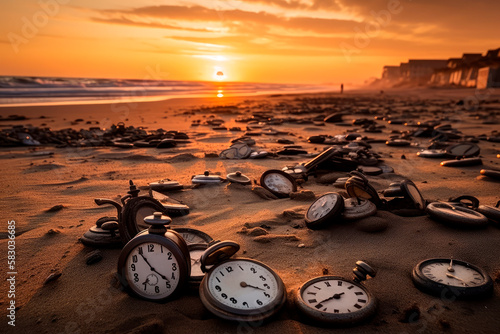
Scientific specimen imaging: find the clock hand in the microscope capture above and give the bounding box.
[445,273,468,286]
[142,278,149,286]
[139,253,170,282]
[240,281,265,291]
[447,259,454,272]
[318,292,345,304]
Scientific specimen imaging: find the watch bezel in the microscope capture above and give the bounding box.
[295,275,377,326]
[412,258,494,298]
[199,258,287,322]
[305,192,345,229]
[117,232,190,302]
[260,169,298,198]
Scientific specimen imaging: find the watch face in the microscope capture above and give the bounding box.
[173,228,213,245]
[260,170,297,198]
[124,242,181,300]
[412,258,493,298]
[345,175,381,207]
[200,259,286,321]
[189,244,208,284]
[296,276,376,325]
[305,193,344,229]
[426,202,488,228]
[401,180,426,210]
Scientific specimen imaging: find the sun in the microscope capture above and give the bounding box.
[213,66,226,81]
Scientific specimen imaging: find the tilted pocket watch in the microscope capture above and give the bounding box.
[199,240,287,322]
[295,261,377,326]
[412,258,493,298]
[117,212,191,301]
[260,169,298,198]
[304,192,345,229]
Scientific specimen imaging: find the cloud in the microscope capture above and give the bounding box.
[92,16,213,32]
[246,0,341,11]
[93,4,358,35]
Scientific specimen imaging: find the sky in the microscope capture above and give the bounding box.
[1,0,499,85]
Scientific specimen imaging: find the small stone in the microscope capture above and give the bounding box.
[44,272,62,285]
[290,223,301,229]
[401,154,406,159]
[45,205,65,212]
[46,229,61,235]
[290,190,315,201]
[85,250,103,265]
[298,243,305,248]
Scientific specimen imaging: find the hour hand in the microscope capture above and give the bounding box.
[240,282,264,291]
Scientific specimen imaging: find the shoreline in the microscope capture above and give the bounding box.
[0,89,499,333]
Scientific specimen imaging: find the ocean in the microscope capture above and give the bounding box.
[0,76,334,107]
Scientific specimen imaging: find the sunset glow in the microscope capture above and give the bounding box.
[1,1,499,84]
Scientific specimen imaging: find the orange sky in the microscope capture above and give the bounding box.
[1,0,499,85]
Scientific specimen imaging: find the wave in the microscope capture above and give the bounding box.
[0,76,334,106]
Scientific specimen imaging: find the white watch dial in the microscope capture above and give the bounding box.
[207,260,280,310]
[125,242,180,299]
[421,262,486,287]
[307,194,338,220]
[301,279,369,314]
[264,174,293,193]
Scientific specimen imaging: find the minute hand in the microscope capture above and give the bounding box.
[446,273,468,286]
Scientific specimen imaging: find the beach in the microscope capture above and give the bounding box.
[1,87,500,334]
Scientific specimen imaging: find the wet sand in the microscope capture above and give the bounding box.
[1,87,499,333]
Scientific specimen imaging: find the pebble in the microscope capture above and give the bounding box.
[298,243,305,248]
[45,205,65,213]
[46,229,61,235]
[85,250,103,265]
[44,271,62,285]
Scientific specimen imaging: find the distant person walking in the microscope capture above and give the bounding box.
[340,83,344,94]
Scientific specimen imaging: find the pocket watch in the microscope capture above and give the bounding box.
[120,196,169,244]
[305,192,345,230]
[226,171,251,185]
[260,169,298,198]
[199,241,287,322]
[342,197,377,221]
[117,212,191,301]
[412,258,494,298]
[445,142,480,158]
[188,243,208,287]
[295,261,377,326]
[172,227,213,245]
[192,170,225,184]
[344,171,382,207]
[426,202,488,228]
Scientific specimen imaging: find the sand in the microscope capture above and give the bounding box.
[1,87,500,333]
